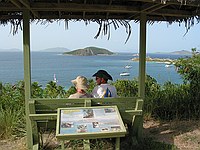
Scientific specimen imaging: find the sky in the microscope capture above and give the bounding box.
[0,20,200,53]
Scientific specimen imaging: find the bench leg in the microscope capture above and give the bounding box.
[83,139,90,150]
[61,140,65,150]
[115,137,120,150]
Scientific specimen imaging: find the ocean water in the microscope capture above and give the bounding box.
[0,52,189,89]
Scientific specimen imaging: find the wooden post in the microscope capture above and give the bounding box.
[137,13,147,141]
[138,13,147,99]
[115,137,120,150]
[23,10,33,149]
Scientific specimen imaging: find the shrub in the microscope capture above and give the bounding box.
[0,107,26,139]
[31,82,43,98]
[114,79,138,97]
[43,81,66,98]
[144,75,160,120]
[175,49,200,119]
[153,82,190,120]
[0,81,26,139]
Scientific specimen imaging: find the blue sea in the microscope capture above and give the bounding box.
[0,52,190,89]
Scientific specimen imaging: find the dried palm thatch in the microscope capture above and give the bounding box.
[0,0,200,41]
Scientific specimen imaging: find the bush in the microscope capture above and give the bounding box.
[0,81,26,139]
[175,49,200,119]
[143,75,160,120]
[114,79,138,97]
[0,107,26,139]
[152,82,190,120]
[43,81,67,98]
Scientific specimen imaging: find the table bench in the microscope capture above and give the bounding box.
[28,97,143,149]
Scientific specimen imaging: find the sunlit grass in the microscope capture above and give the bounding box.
[0,107,25,139]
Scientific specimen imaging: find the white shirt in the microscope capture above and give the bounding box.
[92,84,118,98]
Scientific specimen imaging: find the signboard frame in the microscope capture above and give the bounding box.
[56,106,127,140]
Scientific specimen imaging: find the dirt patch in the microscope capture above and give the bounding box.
[1,120,200,150]
[143,120,200,150]
[0,137,27,150]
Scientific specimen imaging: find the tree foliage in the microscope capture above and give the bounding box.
[175,48,200,118]
[113,79,138,97]
[0,81,26,139]
[43,81,66,98]
[175,48,200,84]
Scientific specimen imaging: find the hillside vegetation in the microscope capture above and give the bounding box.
[63,46,114,56]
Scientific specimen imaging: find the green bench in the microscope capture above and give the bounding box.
[28,97,143,149]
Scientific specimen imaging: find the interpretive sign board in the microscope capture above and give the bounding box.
[56,106,127,140]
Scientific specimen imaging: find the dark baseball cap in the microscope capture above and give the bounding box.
[92,70,113,80]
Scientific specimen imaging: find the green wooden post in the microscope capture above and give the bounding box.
[23,10,33,149]
[138,13,147,99]
[29,100,39,149]
[61,141,65,150]
[115,137,120,150]
[137,13,147,141]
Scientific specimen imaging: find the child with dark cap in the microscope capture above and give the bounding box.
[92,70,118,98]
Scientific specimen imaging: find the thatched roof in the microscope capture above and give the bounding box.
[0,0,200,39]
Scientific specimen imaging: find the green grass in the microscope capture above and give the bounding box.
[0,107,25,139]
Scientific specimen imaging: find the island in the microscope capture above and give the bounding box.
[170,50,192,55]
[63,47,114,56]
[132,56,175,64]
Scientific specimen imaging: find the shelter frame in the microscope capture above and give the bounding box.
[1,0,199,149]
[22,10,147,149]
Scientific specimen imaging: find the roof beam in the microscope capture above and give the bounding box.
[142,3,169,13]
[106,0,113,19]
[18,0,40,18]
[129,0,200,7]
[10,0,23,8]
[58,0,61,18]
[83,0,87,20]
[129,3,165,19]
[0,13,192,21]
[0,2,198,20]
[1,2,198,16]
[30,3,140,13]
[30,3,195,18]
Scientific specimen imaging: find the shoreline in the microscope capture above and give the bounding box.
[132,56,175,64]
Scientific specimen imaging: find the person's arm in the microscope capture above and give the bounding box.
[110,86,118,98]
[113,87,118,97]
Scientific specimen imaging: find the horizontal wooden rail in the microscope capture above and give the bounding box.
[125,110,142,115]
[29,113,57,121]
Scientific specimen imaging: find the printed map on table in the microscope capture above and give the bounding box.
[58,106,126,135]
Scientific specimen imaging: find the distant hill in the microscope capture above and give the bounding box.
[154,50,192,55]
[63,47,114,56]
[39,47,69,52]
[170,50,192,55]
[0,48,21,52]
